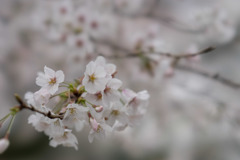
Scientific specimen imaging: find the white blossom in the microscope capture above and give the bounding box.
[28,113,52,133]
[82,60,109,94]
[95,56,116,76]
[47,119,65,138]
[63,104,89,132]
[84,92,104,107]
[105,102,128,127]
[102,78,122,106]
[122,89,150,126]
[50,129,78,150]
[87,106,113,143]
[24,92,36,107]
[88,117,112,143]
[36,66,65,95]
[25,90,50,112]
[33,88,51,106]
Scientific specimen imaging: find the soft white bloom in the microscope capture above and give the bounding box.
[112,121,128,131]
[123,89,149,111]
[50,129,78,150]
[88,117,112,143]
[63,104,89,132]
[36,66,65,95]
[25,90,50,112]
[102,78,122,106]
[0,138,9,154]
[28,113,52,133]
[47,119,65,138]
[105,102,128,127]
[95,56,116,75]
[122,89,150,126]
[25,92,35,106]
[33,88,51,106]
[87,106,113,143]
[84,91,104,106]
[82,61,109,94]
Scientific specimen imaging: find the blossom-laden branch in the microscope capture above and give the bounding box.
[0,56,150,153]
[14,94,64,120]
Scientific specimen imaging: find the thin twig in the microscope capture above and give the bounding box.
[99,46,215,59]
[176,64,240,89]
[98,42,240,89]
[158,47,215,58]
[14,94,63,120]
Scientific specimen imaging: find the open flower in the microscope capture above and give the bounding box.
[50,129,78,150]
[88,117,112,143]
[28,113,52,134]
[122,89,150,115]
[25,90,51,112]
[47,119,65,138]
[82,61,109,94]
[122,89,150,126]
[105,102,128,127]
[36,66,65,95]
[102,78,122,106]
[95,56,116,76]
[33,88,51,107]
[63,104,89,132]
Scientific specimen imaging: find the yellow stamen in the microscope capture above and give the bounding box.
[111,110,119,116]
[89,74,96,83]
[49,77,57,85]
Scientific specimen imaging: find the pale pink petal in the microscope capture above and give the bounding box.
[44,66,55,77]
[108,78,122,90]
[56,70,65,83]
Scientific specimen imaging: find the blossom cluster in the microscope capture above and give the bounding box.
[24,56,149,150]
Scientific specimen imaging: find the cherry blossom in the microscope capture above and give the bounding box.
[50,129,78,150]
[82,61,109,94]
[36,66,65,95]
[1,56,149,150]
[63,104,89,132]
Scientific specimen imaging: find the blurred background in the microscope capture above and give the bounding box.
[1,0,240,160]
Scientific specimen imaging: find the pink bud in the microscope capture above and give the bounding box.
[90,118,99,132]
[0,138,9,154]
[95,106,103,112]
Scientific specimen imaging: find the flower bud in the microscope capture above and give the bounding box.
[90,118,99,132]
[95,105,103,112]
[0,138,9,154]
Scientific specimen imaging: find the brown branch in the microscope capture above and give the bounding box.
[158,47,215,59]
[176,64,240,89]
[14,94,63,120]
[97,41,239,89]
[99,46,215,59]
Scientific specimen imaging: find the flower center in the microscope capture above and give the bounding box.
[96,125,102,133]
[69,108,76,114]
[49,77,57,85]
[73,27,82,35]
[89,74,96,83]
[95,92,102,100]
[104,87,111,94]
[111,110,119,116]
